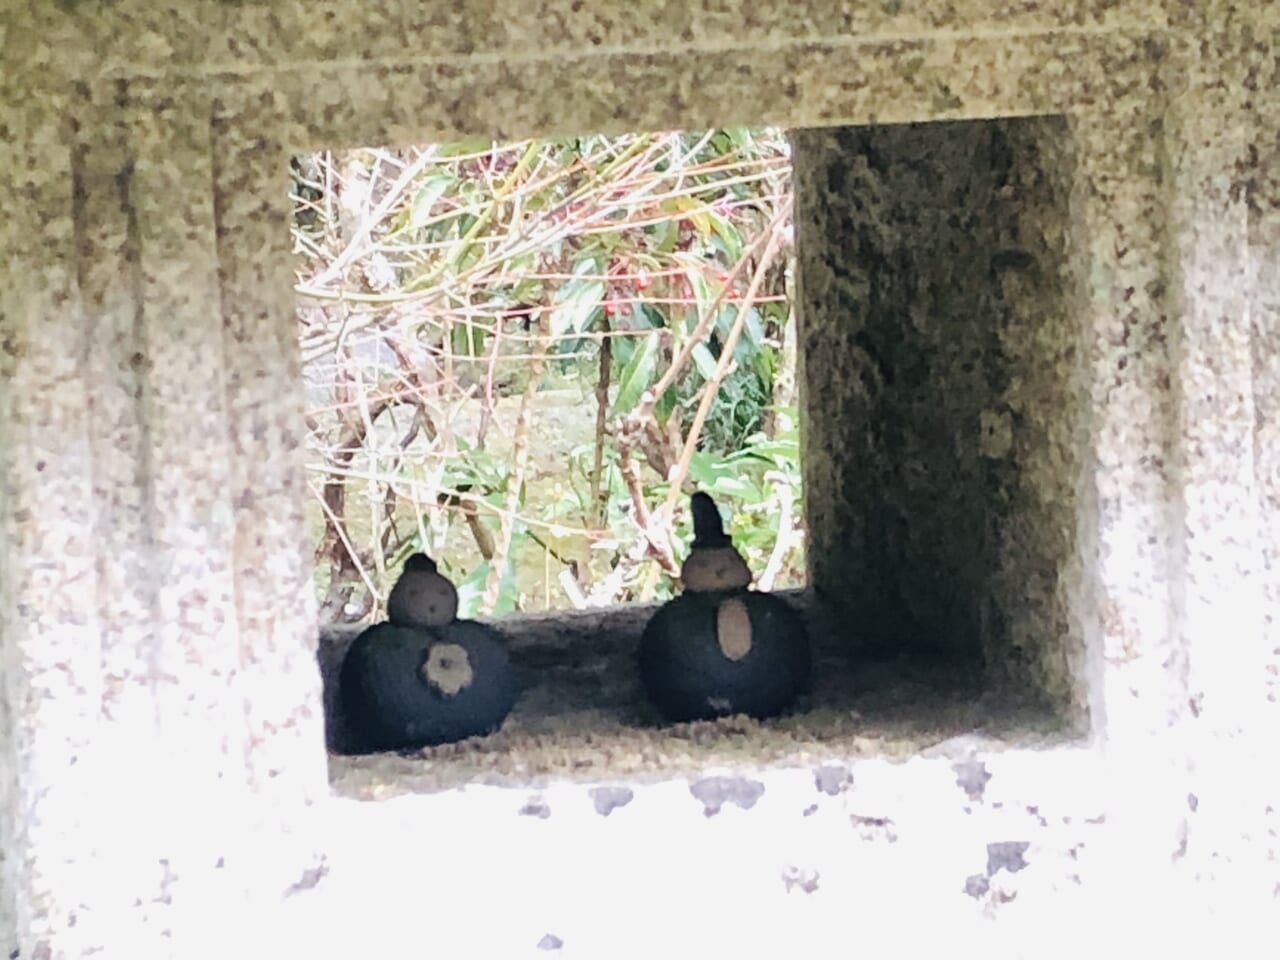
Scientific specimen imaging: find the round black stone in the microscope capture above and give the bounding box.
[638,589,811,723]
[339,618,517,752]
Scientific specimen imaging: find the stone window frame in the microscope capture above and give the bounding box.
[3,7,1276,951]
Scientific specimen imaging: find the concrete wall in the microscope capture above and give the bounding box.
[2,1,1278,956]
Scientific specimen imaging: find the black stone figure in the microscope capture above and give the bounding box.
[638,491,812,722]
[339,553,517,752]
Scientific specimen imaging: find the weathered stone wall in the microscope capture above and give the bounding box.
[0,74,331,957]
[2,1,1278,956]
[1248,27,1280,731]
[794,118,1088,720]
[1159,7,1279,891]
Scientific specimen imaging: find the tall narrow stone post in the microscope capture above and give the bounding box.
[1164,8,1279,908]
[0,78,329,957]
[0,84,103,958]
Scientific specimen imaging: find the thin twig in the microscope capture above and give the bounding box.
[621,208,787,437]
[308,478,380,605]
[619,446,679,577]
[294,134,796,619]
[642,213,790,599]
[589,324,611,527]
[308,146,440,291]
[478,304,502,449]
[481,312,550,612]
[558,569,589,610]
[757,470,796,593]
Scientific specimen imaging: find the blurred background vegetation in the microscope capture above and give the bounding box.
[291,127,804,622]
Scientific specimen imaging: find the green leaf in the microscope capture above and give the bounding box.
[686,450,735,488]
[636,303,666,330]
[437,138,498,158]
[714,304,737,341]
[556,334,585,360]
[691,342,718,380]
[707,211,743,260]
[511,279,545,306]
[409,175,454,229]
[451,319,486,357]
[491,555,521,616]
[740,438,799,464]
[454,560,490,619]
[723,127,753,152]
[550,259,605,338]
[687,208,712,235]
[610,332,637,370]
[684,264,715,322]
[709,475,759,500]
[751,340,775,384]
[505,254,542,302]
[651,219,680,254]
[742,306,764,348]
[654,385,677,425]
[611,331,659,417]
[711,478,751,499]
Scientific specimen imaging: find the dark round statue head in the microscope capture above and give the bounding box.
[680,491,752,592]
[386,552,459,627]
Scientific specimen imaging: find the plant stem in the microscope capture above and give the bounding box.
[622,207,784,435]
[642,214,789,599]
[757,470,796,592]
[589,324,612,528]
[481,310,549,613]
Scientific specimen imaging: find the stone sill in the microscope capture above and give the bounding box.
[319,593,1076,799]
[288,742,1112,958]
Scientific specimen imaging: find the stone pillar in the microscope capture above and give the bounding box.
[789,53,1207,918]
[1163,8,1279,907]
[0,83,97,958]
[1246,19,1280,765]
[1076,14,1280,928]
[0,77,329,957]
[1068,97,1192,897]
[1245,20,1280,907]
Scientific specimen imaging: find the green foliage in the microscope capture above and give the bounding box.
[294,127,802,621]
[679,406,804,578]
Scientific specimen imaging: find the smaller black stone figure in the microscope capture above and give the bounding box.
[638,491,812,722]
[339,553,517,753]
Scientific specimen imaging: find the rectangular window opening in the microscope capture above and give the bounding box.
[298,117,1087,796]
